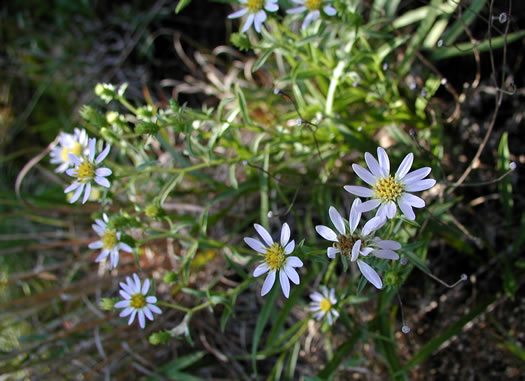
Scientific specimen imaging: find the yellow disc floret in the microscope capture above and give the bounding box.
[102,230,118,250]
[60,142,83,163]
[320,298,332,312]
[264,242,286,271]
[247,0,264,12]
[373,175,404,203]
[305,0,322,11]
[130,293,146,309]
[76,161,95,182]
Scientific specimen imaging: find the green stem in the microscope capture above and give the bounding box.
[118,96,138,114]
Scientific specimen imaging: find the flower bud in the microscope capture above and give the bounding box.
[99,298,117,310]
[383,270,400,287]
[163,271,178,283]
[149,331,171,345]
[79,105,107,127]
[145,204,164,218]
[136,122,160,135]
[95,83,117,103]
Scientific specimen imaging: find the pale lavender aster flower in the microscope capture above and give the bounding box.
[344,147,436,220]
[50,128,89,173]
[309,286,339,325]
[89,214,132,269]
[228,0,279,33]
[114,274,162,329]
[287,0,336,30]
[315,199,401,289]
[245,223,303,298]
[64,138,111,204]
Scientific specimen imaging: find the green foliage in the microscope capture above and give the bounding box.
[1,0,522,379]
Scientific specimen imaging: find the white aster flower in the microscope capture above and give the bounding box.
[64,138,112,204]
[49,128,89,173]
[287,0,336,30]
[114,273,162,329]
[228,0,279,33]
[245,222,303,298]
[88,214,132,269]
[344,147,436,220]
[315,199,401,289]
[309,286,339,325]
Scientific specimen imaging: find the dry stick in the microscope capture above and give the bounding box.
[15,135,59,208]
[448,0,511,193]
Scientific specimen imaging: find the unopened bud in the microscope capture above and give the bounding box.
[136,122,160,135]
[95,83,117,103]
[384,271,400,287]
[149,331,171,345]
[99,298,117,310]
[163,271,178,283]
[509,162,517,170]
[145,204,164,218]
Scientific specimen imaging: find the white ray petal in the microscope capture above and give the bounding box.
[352,164,377,185]
[329,206,345,235]
[279,270,290,298]
[315,225,338,242]
[261,271,276,296]
[395,153,414,180]
[357,260,382,289]
[254,224,274,246]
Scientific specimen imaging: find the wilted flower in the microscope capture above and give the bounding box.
[114,273,162,329]
[287,0,336,30]
[64,138,111,204]
[245,223,303,298]
[315,199,400,289]
[228,0,279,33]
[309,286,339,325]
[49,128,89,173]
[89,214,132,269]
[344,147,436,220]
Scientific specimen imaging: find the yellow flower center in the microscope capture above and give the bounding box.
[60,142,83,162]
[247,0,264,12]
[320,298,332,312]
[76,161,95,182]
[130,293,146,309]
[102,230,118,249]
[305,0,322,11]
[264,242,286,271]
[335,234,359,258]
[373,175,404,203]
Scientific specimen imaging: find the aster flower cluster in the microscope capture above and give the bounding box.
[50,128,162,329]
[244,146,435,322]
[228,0,337,33]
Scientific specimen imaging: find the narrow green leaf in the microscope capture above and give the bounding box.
[252,285,278,376]
[259,145,270,228]
[401,246,430,273]
[175,0,192,14]
[442,0,487,45]
[285,341,301,380]
[429,30,525,60]
[253,49,274,72]
[497,132,513,221]
[318,330,360,378]
[235,84,251,125]
[397,298,495,373]
[159,173,184,207]
[229,164,238,189]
